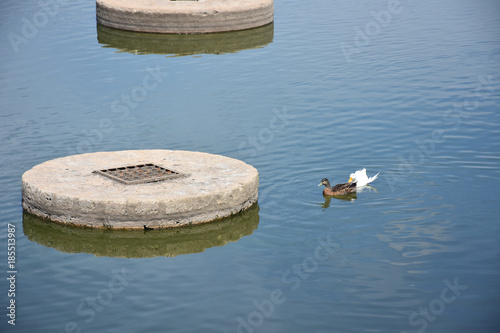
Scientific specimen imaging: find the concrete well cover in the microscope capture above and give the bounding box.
[22,150,259,229]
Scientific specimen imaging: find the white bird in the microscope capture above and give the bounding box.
[348,168,380,187]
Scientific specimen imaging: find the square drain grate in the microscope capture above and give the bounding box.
[93,163,184,185]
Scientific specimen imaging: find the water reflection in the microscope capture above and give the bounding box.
[321,193,357,208]
[357,185,378,193]
[23,204,259,258]
[376,202,452,259]
[96,23,274,56]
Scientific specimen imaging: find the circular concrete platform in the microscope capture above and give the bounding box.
[22,150,259,229]
[96,0,274,34]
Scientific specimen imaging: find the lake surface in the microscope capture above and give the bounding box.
[1,0,499,332]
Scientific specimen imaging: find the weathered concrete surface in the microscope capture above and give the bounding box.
[96,0,274,34]
[22,150,259,229]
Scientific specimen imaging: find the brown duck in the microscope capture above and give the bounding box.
[318,178,357,196]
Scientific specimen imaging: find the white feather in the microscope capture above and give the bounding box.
[349,168,380,187]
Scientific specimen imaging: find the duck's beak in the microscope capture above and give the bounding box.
[348,177,353,182]
[318,182,323,187]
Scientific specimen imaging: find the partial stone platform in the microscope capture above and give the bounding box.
[96,0,274,34]
[22,150,259,229]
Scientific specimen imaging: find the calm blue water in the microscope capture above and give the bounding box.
[1,0,500,332]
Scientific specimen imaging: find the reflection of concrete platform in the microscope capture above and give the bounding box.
[22,150,259,229]
[96,0,274,34]
[97,22,273,56]
[23,205,259,258]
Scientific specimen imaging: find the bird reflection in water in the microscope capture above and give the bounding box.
[321,192,357,209]
[320,185,377,209]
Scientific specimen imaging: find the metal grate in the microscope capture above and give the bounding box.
[93,163,184,185]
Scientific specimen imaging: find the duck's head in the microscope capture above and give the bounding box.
[318,178,330,187]
[348,173,356,182]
